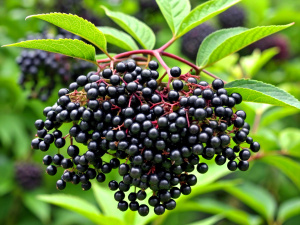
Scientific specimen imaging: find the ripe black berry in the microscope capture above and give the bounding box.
[170,67,181,77]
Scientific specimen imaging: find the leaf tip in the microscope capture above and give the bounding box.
[100,5,108,12]
[25,15,34,20]
[1,44,13,47]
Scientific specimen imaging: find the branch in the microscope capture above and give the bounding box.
[161,52,200,74]
[157,36,176,52]
[201,69,227,84]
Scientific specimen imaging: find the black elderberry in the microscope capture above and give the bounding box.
[154,204,165,215]
[250,142,260,152]
[81,181,92,191]
[46,165,57,176]
[56,179,66,190]
[96,173,106,183]
[227,161,238,171]
[197,163,208,174]
[170,67,181,77]
[148,60,159,70]
[238,161,249,171]
[108,180,119,191]
[138,204,149,216]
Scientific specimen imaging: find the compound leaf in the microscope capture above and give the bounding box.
[278,198,300,223]
[3,39,97,65]
[98,26,139,51]
[176,0,240,38]
[102,6,156,49]
[225,79,300,109]
[197,24,293,67]
[26,13,107,54]
[156,0,190,34]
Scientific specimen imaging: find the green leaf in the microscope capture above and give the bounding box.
[186,215,224,225]
[278,198,300,223]
[197,24,293,68]
[240,48,279,77]
[171,199,261,225]
[261,155,300,189]
[102,6,156,49]
[279,128,300,157]
[23,193,51,224]
[224,182,276,221]
[96,53,117,60]
[26,13,107,53]
[197,27,248,67]
[3,39,97,65]
[98,26,139,51]
[91,181,124,221]
[224,79,300,109]
[261,107,299,127]
[176,0,241,37]
[155,0,190,34]
[37,194,121,225]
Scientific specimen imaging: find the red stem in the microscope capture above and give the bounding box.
[156,36,176,52]
[161,52,200,74]
[153,50,170,77]
[96,49,223,82]
[202,69,227,84]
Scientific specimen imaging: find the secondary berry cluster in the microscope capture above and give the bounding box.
[15,162,43,190]
[31,60,260,216]
[16,31,94,101]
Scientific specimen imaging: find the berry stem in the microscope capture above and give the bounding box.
[153,51,171,76]
[156,36,176,52]
[160,52,200,74]
[96,48,226,84]
[201,69,227,84]
[153,50,172,90]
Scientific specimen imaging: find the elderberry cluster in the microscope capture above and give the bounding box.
[16,31,94,101]
[181,23,216,61]
[31,60,260,216]
[218,5,246,28]
[15,162,43,190]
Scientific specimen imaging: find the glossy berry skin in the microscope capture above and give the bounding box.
[250,142,260,152]
[227,161,238,171]
[148,60,159,70]
[239,149,251,160]
[129,201,139,211]
[154,204,165,215]
[108,180,119,191]
[238,161,249,171]
[46,165,57,176]
[114,191,125,201]
[197,163,208,174]
[56,179,66,190]
[81,181,92,191]
[138,204,149,216]
[165,199,176,210]
[170,67,181,77]
[31,61,261,214]
[180,184,191,195]
[212,79,224,90]
[42,155,52,165]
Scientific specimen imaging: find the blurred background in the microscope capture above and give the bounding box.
[0,0,299,224]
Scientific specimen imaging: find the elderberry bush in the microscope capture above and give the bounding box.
[16,31,94,101]
[31,60,260,216]
[218,5,246,28]
[15,162,43,190]
[181,23,216,61]
[249,34,290,60]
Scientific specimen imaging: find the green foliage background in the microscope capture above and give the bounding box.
[0,0,299,224]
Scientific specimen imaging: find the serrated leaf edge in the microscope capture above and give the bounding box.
[26,13,108,55]
[225,79,300,109]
